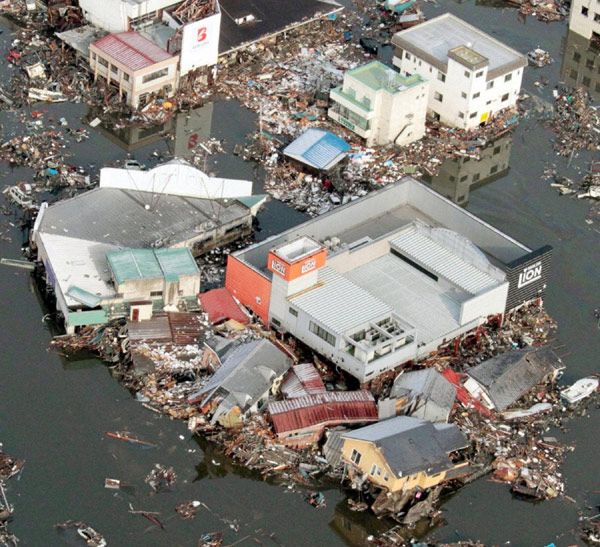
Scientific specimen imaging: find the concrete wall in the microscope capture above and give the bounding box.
[569,0,600,39]
[393,51,523,129]
[459,282,509,324]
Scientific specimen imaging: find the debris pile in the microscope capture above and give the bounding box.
[507,0,570,21]
[527,48,554,67]
[55,520,106,547]
[145,464,177,492]
[175,500,200,520]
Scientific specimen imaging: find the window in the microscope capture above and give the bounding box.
[142,67,169,83]
[289,307,298,317]
[98,57,108,67]
[595,11,600,21]
[490,164,499,174]
[111,65,118,75]
[437,71,446,82]
[91,53,96,61]
[472,173,480,182]
[309,321,336,346]
[123,72,130,82]
[461,91,467,99]
[458,111,464,119]
[586,58,595,70]
[583,76,591,87]
[473,92,480,98]
[376,467,382,476]
[469,112,477,119]
[596,82,600,93]
[363,96,371,108]
[504,73,513,82]
[570,68,579,79]
[475,70,483,78]
[582,5,589,15]
[405,52,411,60]
[350,449,362,465]
[501,93,509,102]
[460,175,468,182]
[573,52,581,62]
[384,473,390,481]
[434,91,443,102]
[271,317,281,327]
[493,146,501,155]
[464,70,470,78]
[370,464,377,476]
[150,290,163,297]
[486,100,492,105]
[487,80,494,89]
[347,87,356,98]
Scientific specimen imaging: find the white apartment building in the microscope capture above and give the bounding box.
[568,0,600,40]
[328,61,429,146]
[392,13,527,130]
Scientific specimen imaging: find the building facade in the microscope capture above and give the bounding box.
[328,61,429,146]
[560,29,600,102]
[392,13,527,130]
[90,32,179,108]
[568,0,600,40]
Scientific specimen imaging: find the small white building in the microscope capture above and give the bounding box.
[568,0,600,40]
[392,13,527,130]
[328,61,429,146]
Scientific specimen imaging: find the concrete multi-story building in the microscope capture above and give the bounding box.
[89,32,179,108]
[328,61,429,146]
[560,29,600,101]
[225,177,552,384]
[568,0,600,40]
[392,13,527,130]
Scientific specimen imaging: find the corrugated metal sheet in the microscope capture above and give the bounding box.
[92,31,172,71]
[107,249,163,285]
[199,287,249,325]
[283,129,349,170]
[155,248,199,277]
[269,390,377,434]
[66,285,102,308]
[290,267,392,334]
[128,312,207,346]
[281,362,326,398]
[391,226,498,294]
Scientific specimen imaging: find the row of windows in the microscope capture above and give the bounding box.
[580,5,600,22]
[92,53,131,81]
[572,51,599,72]
[309,321,336,346]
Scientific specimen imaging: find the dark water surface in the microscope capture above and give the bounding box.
[1,3,599,546]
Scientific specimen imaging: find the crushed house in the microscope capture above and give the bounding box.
[280,362,326,399]
[392,13,527,130]
[328,61,429,147]
[463,347,564,411]
[199,335,241,371]
[187,339,293,427]
[282,129,350,173]
[32,160,264,333]
[225,177,552,383]
[340,416,469,493]
[379,368,457,422]
[90,32,179,108]
[268,390,378,449]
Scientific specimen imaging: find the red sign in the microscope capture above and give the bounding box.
[188,134,198,149]
[197,27,207,42]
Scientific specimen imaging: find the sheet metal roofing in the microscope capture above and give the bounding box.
[342,416,467,477]
[92,31,173,71]
[280,362,326,398]
[467,347,561,410]
[199,287,249,325]
[128,312,207,346]
[392,13,526,73]
[107,248,198,285]
[283,128,350,171]
[391,225,500,294]
[392,368,457,419]
[289,267,392,334]
[348,61,424,91]
[269,390,377,434]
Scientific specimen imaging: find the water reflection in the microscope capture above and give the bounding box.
[423,133,512,206]
[560,29,600,101]
[87,103,214,155]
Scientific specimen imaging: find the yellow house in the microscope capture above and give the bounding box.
[340,416,469,493]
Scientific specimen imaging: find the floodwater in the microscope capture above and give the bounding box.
[1,3,599,546]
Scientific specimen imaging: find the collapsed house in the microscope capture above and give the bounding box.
[379,368,457,422]
[225,177,552,383]
[187,339,293,427]
[31,160,266,332]
[280,362,326,399]
[463,347,563,410]
[340,416,469,493]
[282,129,350,173]
[268,390,378,449]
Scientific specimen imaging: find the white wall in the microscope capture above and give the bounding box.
[80,0,178,32]
[180,12,221,75]
[569,0,600,39]
[459,282,509,324]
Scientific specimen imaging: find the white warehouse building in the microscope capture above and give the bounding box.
[392,13,527,130]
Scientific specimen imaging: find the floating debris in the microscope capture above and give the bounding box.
[145,464,177,492]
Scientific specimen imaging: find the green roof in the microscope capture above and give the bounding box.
[67,309,108,327]
[66,285,102,308]
[347,61,426,92]
[107,248,199,285]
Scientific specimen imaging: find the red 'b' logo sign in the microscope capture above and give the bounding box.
[197,27,207,42]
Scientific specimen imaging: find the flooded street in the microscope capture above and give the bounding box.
[1,2,599,546]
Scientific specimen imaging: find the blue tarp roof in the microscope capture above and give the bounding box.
[283,128,350,171]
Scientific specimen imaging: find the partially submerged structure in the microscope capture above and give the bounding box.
[32,160,265,332]
[340,416,469,492]
[392,13,527,129]
[329,61,428,146]
[283,129,350,172]
[226,177,552,383]
[187,339,293,427]
[463,347,563,410]
[380,368,457,422]
[268,390,377,448]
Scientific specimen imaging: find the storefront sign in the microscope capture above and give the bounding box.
[301,258,316,274]
[518,261,542,288]
[270,259,286,276]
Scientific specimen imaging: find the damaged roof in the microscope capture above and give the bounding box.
[280,362,326,398]
[342,416,467,477]
[199,287,249,325]
[283,128,350,171]
[92,31,173,71]
[466,347,562,410]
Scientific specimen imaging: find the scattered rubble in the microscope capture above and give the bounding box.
[507,0,570,22]
[0,447,24,547]
[55,520,106,547]
[145,464,177,492]
[175,500,200,520]
[527,48,554,67]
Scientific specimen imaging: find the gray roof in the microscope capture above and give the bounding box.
[204,335,241,364]
[391,368,456,421]
[342,416,467,477]
[467,347,561,410]
[392,13,526,77]
[323,428,347,468]
[188,339,292,411]
[38,187,250,249]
